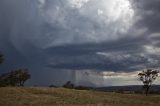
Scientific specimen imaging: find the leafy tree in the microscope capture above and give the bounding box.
[0,69,31,87]
[15,69,31,86]
[138,69,159,96]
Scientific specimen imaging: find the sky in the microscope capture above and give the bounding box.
[0,0,160,87]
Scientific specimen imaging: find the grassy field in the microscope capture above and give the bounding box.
[0,87,160,106]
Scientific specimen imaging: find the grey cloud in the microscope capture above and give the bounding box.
[0,0,160,86]
[131,0,160,33]
[37,0,134,47]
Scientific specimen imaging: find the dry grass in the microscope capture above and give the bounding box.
[0,87,160,106]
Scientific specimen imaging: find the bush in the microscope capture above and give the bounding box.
[63,81,74,89]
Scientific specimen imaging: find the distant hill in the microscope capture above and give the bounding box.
[95,85,160,93]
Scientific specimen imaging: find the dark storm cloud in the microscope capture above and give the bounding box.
[46,36,156,71]
[0,0,160,86]
[131,0,160,33]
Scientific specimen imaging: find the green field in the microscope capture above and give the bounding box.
[0,87,160,106]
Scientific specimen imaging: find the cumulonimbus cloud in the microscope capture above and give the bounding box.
[38,0,134,48]
[3,0,134,50]
[1,0,160,86]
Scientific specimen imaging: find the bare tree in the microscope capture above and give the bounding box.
[138,69,159,96]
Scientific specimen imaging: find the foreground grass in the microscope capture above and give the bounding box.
[0,87,160,106]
